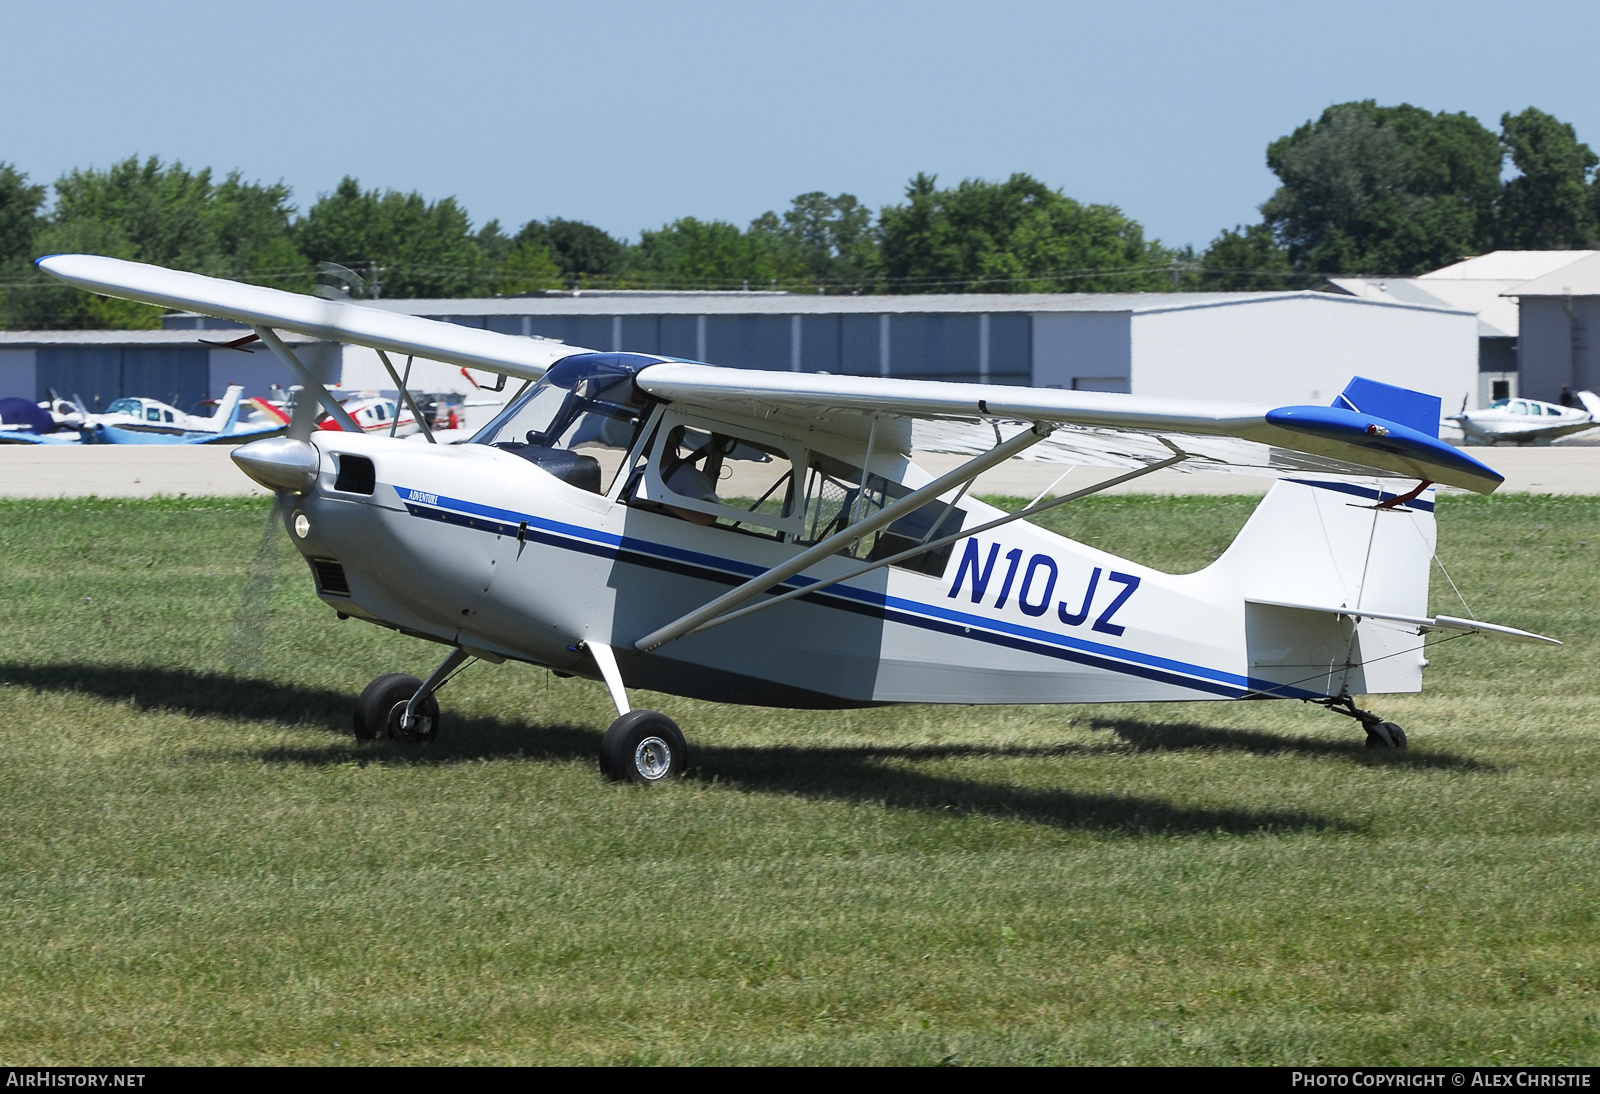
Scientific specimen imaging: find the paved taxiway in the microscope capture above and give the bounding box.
[1,442,1596,499]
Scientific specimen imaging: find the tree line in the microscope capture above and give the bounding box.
[2,101,1598,327]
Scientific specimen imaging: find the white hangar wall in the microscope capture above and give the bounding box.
[1128,296,1479,408]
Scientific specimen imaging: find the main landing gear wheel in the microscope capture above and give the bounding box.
[1364,720,1408,749]
[600,710,688,785]
[354,673,440,743]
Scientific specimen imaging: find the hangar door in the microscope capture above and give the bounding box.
[36,347,209,413]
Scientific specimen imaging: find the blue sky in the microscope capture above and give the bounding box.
[3,0,1597,251]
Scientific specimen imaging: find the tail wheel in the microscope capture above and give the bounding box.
[600,710,688,784]
[354,673,440,743]
[1364,720,1408,749]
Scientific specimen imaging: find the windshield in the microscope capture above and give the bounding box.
[106,399,141,416]
[474,355,652,493]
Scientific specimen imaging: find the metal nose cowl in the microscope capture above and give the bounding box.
[232,437,320,494]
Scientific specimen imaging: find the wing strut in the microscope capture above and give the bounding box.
[376,349,436,444]
[252,326,363,434]
[634,422,1056,652]
[674,441,1191,640]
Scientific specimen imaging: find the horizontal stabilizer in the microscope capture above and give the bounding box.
[1246,598,1560,645]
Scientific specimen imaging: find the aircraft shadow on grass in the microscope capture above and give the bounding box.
[1087,716,1497,772]
[0,661,1490,835]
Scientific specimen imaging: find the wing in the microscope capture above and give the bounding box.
[38,255,1503,493]
[634,363,1504,494]
[1483,419,1597,442]
[36,254,584,380]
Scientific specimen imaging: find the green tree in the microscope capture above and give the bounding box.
[518,219,628,284]
[0,164,45,265]
[876,172,1172,293]
[1496,108,1599,249]
[0,164,48,328]
[475,219,514,268]
[495,238,565,294]
[629,216,806,288]
[1261,101,1502,274]
[294,177,488,298]
[1195,223,1301,289]
[7,156,308,329]
[749,191,875,290]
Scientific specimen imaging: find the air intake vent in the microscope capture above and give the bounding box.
[333,455,375,494]
[310,558,350,597]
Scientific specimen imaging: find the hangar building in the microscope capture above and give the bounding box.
[0,329,334,411]
[343,290,1476,408]
[1321,250,1597,407]
[4,289,1477,414]
[1503,252,1600,403]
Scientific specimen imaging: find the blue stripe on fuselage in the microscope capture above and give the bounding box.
[392,485,1324,700]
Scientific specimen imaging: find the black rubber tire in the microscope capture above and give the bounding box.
[354,673,440,743]
[600,710,687,784]
[1364,720,1408,749]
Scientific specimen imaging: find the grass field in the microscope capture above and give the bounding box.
[0,492,1596,1065]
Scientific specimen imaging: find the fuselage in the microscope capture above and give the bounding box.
[283,405,1434,710]
[318,395,420,437]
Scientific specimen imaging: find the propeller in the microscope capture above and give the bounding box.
[223,385,317,671]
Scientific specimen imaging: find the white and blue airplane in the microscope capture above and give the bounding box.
[39,254,1558,782]
[0,385,286,445]
[1445,391,1600,446]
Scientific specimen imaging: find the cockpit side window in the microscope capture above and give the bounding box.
[626,413,802,538]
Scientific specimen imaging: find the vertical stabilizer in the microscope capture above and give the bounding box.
[204,385,245,432]
[1209,478,1437,697]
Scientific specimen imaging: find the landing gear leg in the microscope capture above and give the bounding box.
[585,640,688,784]
[353,646,471,743]
[1312,694,1408,749]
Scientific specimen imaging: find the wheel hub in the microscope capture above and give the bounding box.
[387,701,432,741]
[634,736,673,780]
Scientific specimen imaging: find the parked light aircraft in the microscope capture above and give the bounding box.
[0,396,83,444]
[1445,391,1600,446]
[38,255,1560,782]
[1,386,286,445]
[85,385,287,444]
[317,393,423,438]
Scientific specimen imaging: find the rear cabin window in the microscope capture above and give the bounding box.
[624,423,963,577]
[797,452,960,578]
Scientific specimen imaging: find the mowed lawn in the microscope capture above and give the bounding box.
[0,492,1595,1065]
